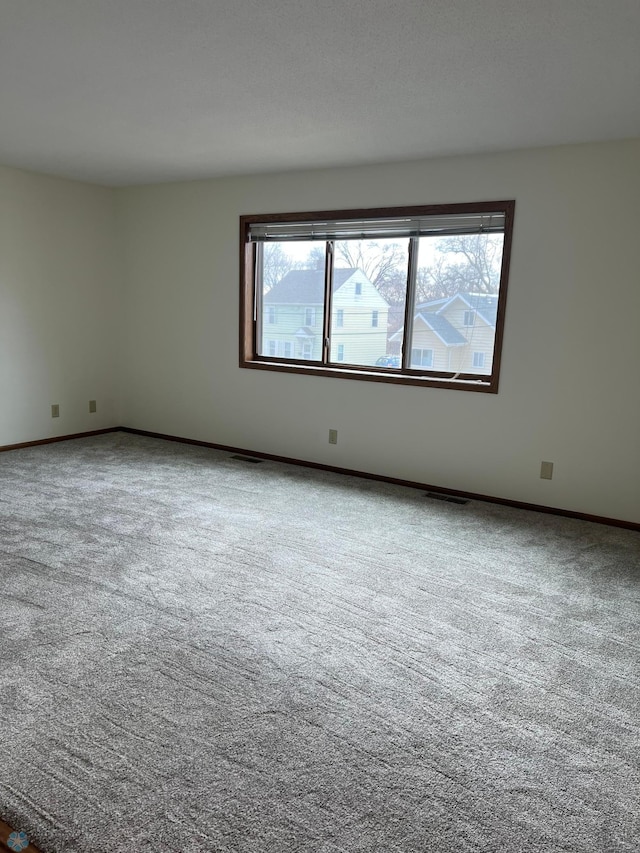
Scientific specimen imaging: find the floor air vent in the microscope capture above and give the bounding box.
[230,455,263,464]
[425,492,470,505]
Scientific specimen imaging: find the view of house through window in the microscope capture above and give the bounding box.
[243,202,514,392]
[401,233,505,376]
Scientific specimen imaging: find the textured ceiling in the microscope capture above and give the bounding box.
[0,0,639,186]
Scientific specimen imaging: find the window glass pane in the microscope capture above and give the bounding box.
[410,233,504,374]
[259,240,326,359]
[329,239,409,367]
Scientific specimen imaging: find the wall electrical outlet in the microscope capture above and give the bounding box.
[540,461,554,480]
[328,429,338,445]
[89,400,97,413]
[51,404,60,418]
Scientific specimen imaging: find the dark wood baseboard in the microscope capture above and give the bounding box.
[0,427,120,454]
[119,427,640,532]
[1,424,636,531]
[0,818,43,853]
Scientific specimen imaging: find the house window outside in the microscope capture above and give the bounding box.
[241,201,514,392]
[411,348,434,368]
[265,340,294,359]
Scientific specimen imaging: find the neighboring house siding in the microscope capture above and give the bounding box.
[457,320,494,373]
[405,294,497,373]
[331,270,388,365]
[409,330,452,371]
[263,303,323,359]
[441,302,494,373]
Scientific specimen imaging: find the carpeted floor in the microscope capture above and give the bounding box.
[0,433,638,852]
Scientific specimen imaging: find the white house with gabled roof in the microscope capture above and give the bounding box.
[262,268,389,366]
[391,293,498,374]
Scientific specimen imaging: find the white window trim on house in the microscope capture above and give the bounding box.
[411,348,434,368]
[267,339,294,358]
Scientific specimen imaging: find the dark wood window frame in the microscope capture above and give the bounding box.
[239,200,515,393]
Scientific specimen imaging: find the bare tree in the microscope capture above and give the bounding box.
[288,234,503,306]
[334,241,409,305]
[417,235,503,300]
[335,241,405,288]
[333,235,503,304]
[306,245,326,270]
[262,243,295,290]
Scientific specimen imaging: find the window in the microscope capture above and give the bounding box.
[411,348,434,368]
[266,340,293,358]
[240,201,514,392]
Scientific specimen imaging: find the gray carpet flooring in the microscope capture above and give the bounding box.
[0,433,638,852]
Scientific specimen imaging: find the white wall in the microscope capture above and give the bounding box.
[2,142,637,523]
[117,139,640,524]
[0,166,121,444]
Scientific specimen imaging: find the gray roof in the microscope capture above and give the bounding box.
[264,268,358,304]
[416,312,467,345]
[417,293,498,329]
[460,294,498,327]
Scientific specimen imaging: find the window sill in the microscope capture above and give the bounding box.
[240,357,498,393]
